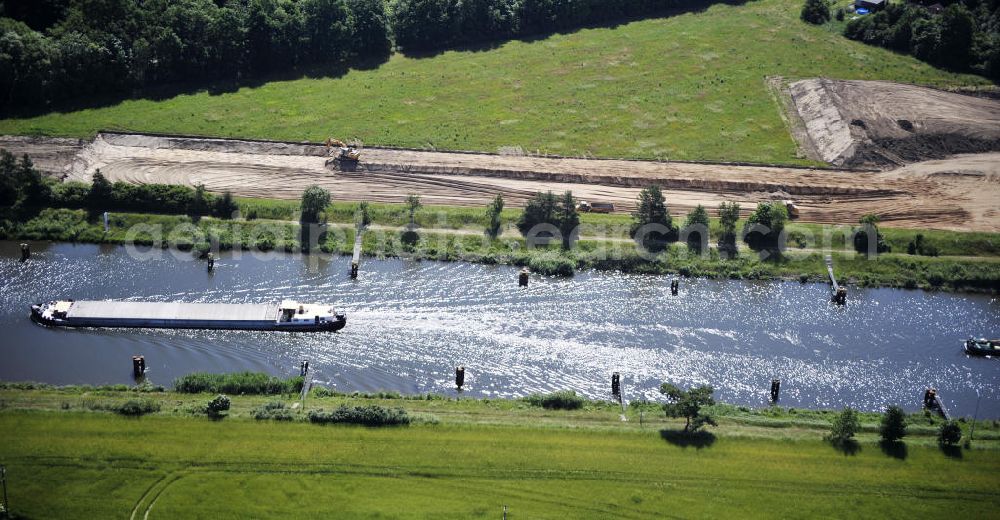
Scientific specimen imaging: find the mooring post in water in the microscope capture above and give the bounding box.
[826,255,847,305]
[611,372,621,401]
[770,379,781,404]
[131,355,146,379]
[923,387,951,420]
[518,267,529,287]
[103,211,110,232]
[670,279,679,296]
[300,360,310,377]
[19,243,29,262]
[1,464,7,518]
[207,252,215,271]
[350,228,363,279]
[455,366,465,390]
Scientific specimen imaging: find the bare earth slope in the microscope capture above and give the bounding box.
[789,79,1000,168]
[0,135,87,175]
[2,132,997,231]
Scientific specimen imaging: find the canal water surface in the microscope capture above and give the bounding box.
[2,241,998,417]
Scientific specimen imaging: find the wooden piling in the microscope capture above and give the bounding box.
[1,464,7,517]
[20,243,29,262]
[923,388,951,420]
[770,379,781,403]
[826,255,847,305]
[455,366,465,390]
[131,355,146,378]
[350,229,363,279]
[518,267,529,287]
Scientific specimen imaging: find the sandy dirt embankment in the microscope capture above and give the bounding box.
[1,130,997,232]
[788,79,1000,168]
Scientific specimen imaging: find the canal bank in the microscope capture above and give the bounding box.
[6,208,1000,291]
[2,240,998,417]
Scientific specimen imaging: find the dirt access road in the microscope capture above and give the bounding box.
[1,131,997,232]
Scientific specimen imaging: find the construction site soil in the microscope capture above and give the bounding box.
[1,128,998,232]
[788,79,1000,168]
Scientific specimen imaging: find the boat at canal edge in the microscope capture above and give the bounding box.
[964,337,1000,356]
[31,299,346,332]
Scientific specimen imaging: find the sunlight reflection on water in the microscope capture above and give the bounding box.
[1,241,998,416]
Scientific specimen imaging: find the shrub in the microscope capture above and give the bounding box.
[827,407,860,443]
[173,372,303,395]
[528,251,576,276]
[853,215,890,256]
[801,0,830,24]
[307,405,410,426]
[879,405,908,442]
[114,399,161,417]
[743,202,788,252]
[683,204,711,253]
[312,386,336,398]
[84,398,160,416]
[400,229,420,249]
[938,421,962,446]
[630,185,678,253]
[252,401,295,421]
[207,394,231,417]
[524,390,586,410]
[906,234,939,256]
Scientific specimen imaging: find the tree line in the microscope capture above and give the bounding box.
[0,149,238,223]
[802,0,999,80]
[508,186,889,257]
[510,186,792,255]
[0,0,392,113]
[0,0,730,113]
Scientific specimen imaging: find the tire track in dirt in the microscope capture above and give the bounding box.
[7,132,997,231]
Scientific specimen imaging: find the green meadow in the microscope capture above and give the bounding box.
[1,385,999,519]
[0,0,986,164]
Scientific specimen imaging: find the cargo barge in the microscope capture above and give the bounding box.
[30,300,346,332]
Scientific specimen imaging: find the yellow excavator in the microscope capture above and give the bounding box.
[325,137,360,170]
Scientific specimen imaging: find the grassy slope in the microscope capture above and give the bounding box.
[1,387,999,518]
[0,0,987,164]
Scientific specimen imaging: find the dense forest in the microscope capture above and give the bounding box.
[0,0,392,112]
[0,0,728,114]
[843,0,1000,80]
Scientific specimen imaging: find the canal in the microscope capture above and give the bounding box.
[2,241,998,416]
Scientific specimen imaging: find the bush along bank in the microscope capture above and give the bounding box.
[5,206,1000,292]
[3,170,999,292]
[2,380,999,444]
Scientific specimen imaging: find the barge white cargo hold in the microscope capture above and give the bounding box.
[30,299,346,332]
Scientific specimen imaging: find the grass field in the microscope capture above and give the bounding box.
[1,385,999,518]
[0,0,988,164]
